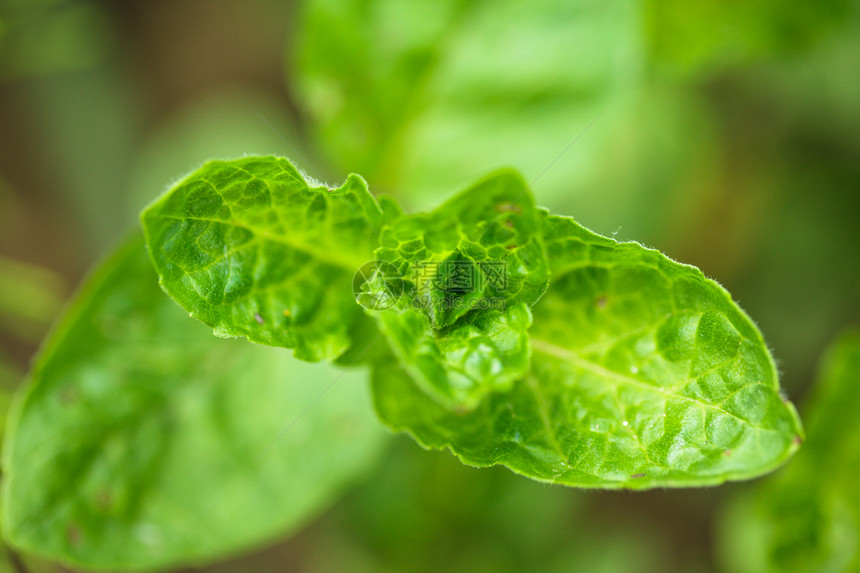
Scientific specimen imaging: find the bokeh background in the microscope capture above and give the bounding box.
[1,0,858,571]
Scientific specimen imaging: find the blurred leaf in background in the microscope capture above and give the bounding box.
[2,235,387,570]
[718,328,860,572]
[0,177,66,439]
[301,440,668,573]
[0,0,112,79]
[293,0,718,244]
[0,253,64,444]
[644,0,850,75]
[293,0,850,241]
[0,0,145,252]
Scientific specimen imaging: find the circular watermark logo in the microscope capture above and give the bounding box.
[352,261,403,310]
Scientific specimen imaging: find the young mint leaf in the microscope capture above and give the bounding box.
[374,169,548,327]
[1,236,387,571]
[719,329,860,573]
[374,304,532,410]
[366,170,548,409]
[372,212,802,489]
[141,155,383,362]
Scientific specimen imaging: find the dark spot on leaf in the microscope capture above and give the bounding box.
[793,435,803,445]
[631,473,646,479]
[503,218,514,228]
[596,295,607,309]
[68,524,82,546]
[505,244,517,250]
[723,450,732,457]
[495,202,521,214]
[254,312,265,325]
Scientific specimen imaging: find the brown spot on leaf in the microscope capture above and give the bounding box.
[723,450,732,457]
[595,295,607,309]
[503,218,514,228]
[68,524,82,546]
[254,312,265,325]
[793,435,803,446]
[631,473,646,479]
[505,244,517,250]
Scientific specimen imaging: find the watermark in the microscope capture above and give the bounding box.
[352,261,403,310]
[414,260,507,293]
[410,294,505,311]
[353,259,509,311]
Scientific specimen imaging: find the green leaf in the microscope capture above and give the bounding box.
[644,0,852,75]
[1,235,386,571]
[718,328,860,573]
[374,304,532,410]
[366,170,547,409]
[373,213,802,489]
[377,194,405,225]
[141,155,384,361]
[296,0,739,269]
[294,0,647,211]
[374,170,547,327]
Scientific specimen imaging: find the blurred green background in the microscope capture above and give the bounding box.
[0,0,858,571]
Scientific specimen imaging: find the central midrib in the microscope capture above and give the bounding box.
[161,214,367,272]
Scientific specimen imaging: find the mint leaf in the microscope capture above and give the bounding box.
[141,155,383,361]
[377,194,405,225]
[373,213,802,489]
[374,304,532,410]
[645,0,851,75]
[1,236,386,571]
[374,169,547,327]
[294,0,644,211]
[294,0,716,244]
[367,170,547,409]
[719,329,860,573]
